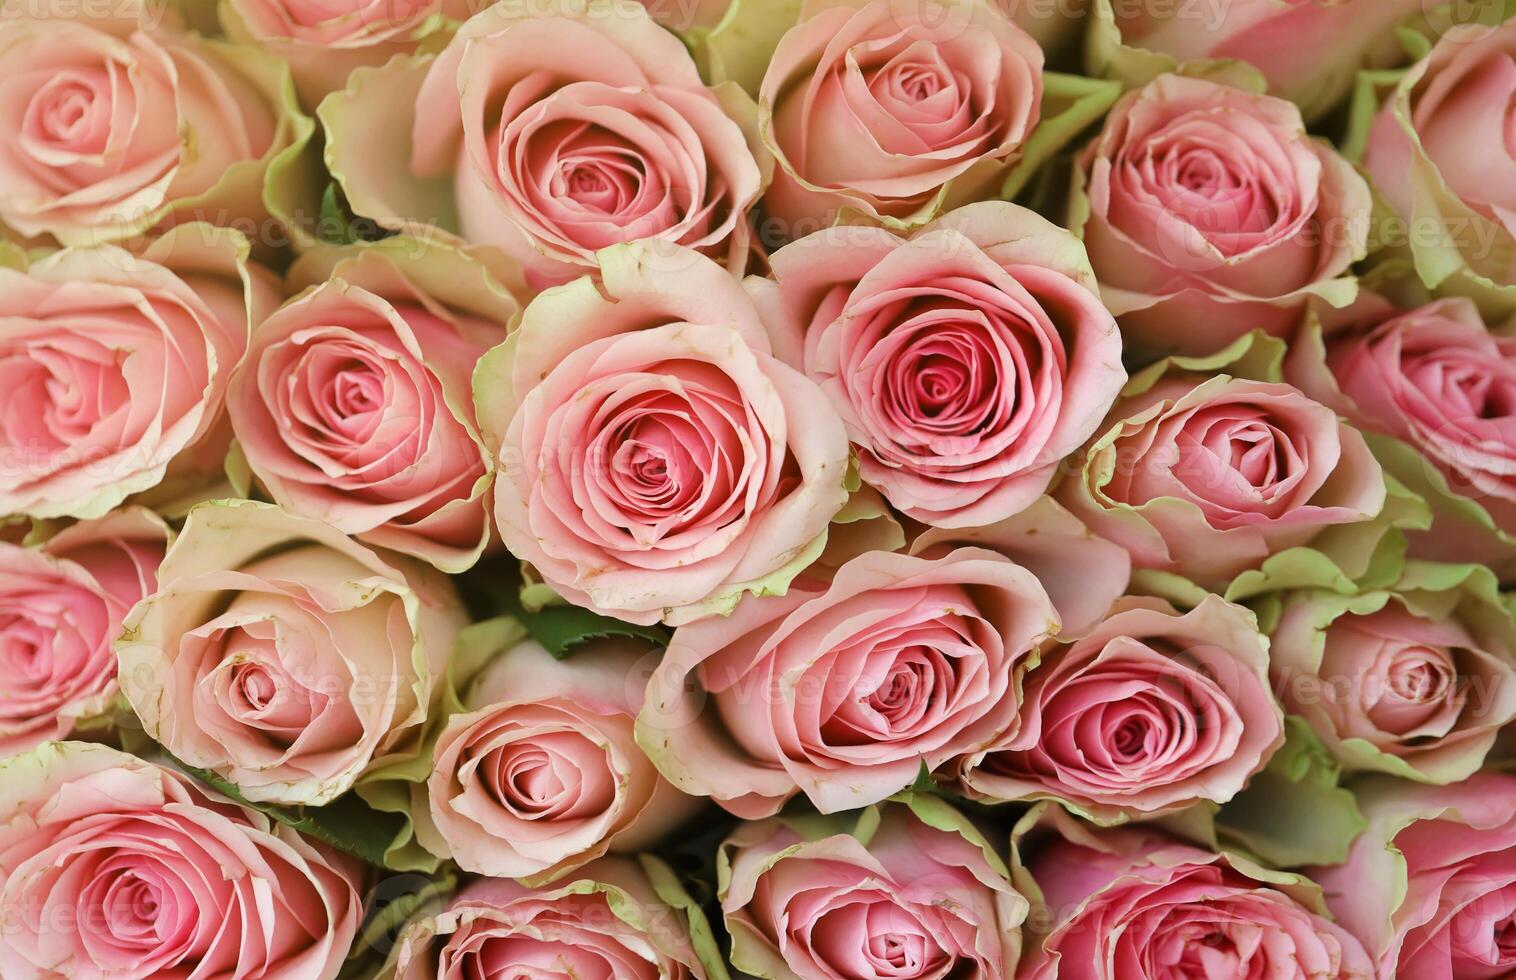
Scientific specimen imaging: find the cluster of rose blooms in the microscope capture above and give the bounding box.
[7,0,1516,976]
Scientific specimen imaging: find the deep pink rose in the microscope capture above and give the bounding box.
[0,509,168,756]
[640,546,1058,817]
[954,595,1283,820]
[758,0,1043,230]
[1015,806,1375,979]
[478,241,850,626]
[721,802,1027,980]
[0,742,362,980]
[752,202,1125,527]
[1073,73,1370,357]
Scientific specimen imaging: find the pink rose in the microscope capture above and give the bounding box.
[477,241,850,626]
[0,741,362,980]
[1312,774,1516,979]
[1364,19,1516,301]
[752,202,1126,528]
[758,0,1043,230]
[1099,0,1425,121]
[1268,562,1516,783]
[720,800,1027,980]
[420,635,700,882]
[0,0,298,244]
[0,226,274,519]
[0,508,168,756]
[1014,805,1375,979]
[228,239,517,572]
[353,0,767,290]
[1288,297,1516,577]
[1073,73,1371,357]
[640,546,1058,816]
[1057,369,1389,590]
[954,595,1284,820]
[117,500,466,805]
[386,857,719,980]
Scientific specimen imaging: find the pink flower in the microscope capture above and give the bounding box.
[0,509,168,756]
[478,240,850,626]
[228,240,516,572]
[752,202,1126,528]
[639,546,1058,817]
[720,801,1027,980]
[1073,73,1370,357]
[421,636,700,882]
[954,595,1284,820]
[758,0,1042,230]
[0,741,362,980]
[1015,806,1375,979]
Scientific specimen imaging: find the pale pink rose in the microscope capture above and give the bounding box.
[0,226,275,519]
[954,595,1283,820]
[758,0,1043,230]
[1074,73,1370,357]
[228,241,516,572]
[1105,0,1425,120]
[1312,774,1516,979]
[1364,19,1516,295]
[1015,807,1375,979]
[421,637,700,882]
[720,802,1027,980]
[0,0,294,244]
[0,509,168,756]
[0,741,362,980]
[1288,297,1516,577]
[478,240,850,626]
[117,500,466,805]
[1057,374,1388,589]
[404,0,764,289]
[751,202,1126,528]
[640,546,1058,817]
[386,858,715,980]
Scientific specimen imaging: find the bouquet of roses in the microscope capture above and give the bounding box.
[4,0,1516,976]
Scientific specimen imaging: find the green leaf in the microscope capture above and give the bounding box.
[471,557,670,659]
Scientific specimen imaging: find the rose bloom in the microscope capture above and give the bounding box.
[0,0,299,244]
[333,0,766,290]
[954,595,1283,821]
[0,226,274,519]
[1073,73,1371,357]
[385,857,717,980]
[1312,774,1516,979]
[1057,371,1388,590]
[1268,564,1516,784]
[228,239,516,572]
[721,801,1027,980]
[758,0,1042,231]
[117,500,466,805]
[752,202,1125,528]
[1365,18,1516,303]
[0,508,168,756]
[1015,806,1375,979]
[1100,0,1425,121]
[0,741,362,980]
[1289,297,1516,577]
[641,545,1058,817]
[478,240,850,626]
[420,636,700,882]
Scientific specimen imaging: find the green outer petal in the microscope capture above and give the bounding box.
[641,854,733,980]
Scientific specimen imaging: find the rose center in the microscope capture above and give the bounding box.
[1386,646,1456,704]
[553,152,642,215]
[25,70,112,154]
[0,613,52,680]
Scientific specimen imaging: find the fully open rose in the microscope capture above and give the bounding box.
[1072,72,1370,357]
[751,202,1125,528]
[720,799,1027,980]
[0,742,362,980]
[420,635,700,882]
[477,241,850,626]
[117,500,466,805]
[954,595,1284,822]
